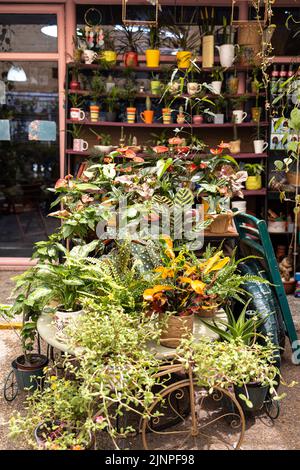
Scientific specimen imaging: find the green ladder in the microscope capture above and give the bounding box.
[235,212,299,355]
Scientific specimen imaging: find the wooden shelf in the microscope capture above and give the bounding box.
[242,189,267,196]
[68,62,254,73]
[66,119,269,129]
[68,89,265,100]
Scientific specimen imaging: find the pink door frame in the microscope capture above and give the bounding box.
[0,3,66,268]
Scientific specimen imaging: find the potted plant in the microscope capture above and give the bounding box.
[216,16,238,68]
[213,96,226,124]
[199,6,216,68]
[165,14,199,69]
[150,73,162,95]
[180,336,285,412]
[251,78,264,123]
[253,120,268,154]
[121,72,138,123]
[104,85,121,122]
[229,115,241,154]
[146,26,160,67]
[244,163,264,190]
[160,85,174,124]
[143,236,196,347]
[99,29,117,66]
[90,71,105,122]
[69,62,81,91]
[117,24,144,67]
[140,96,154,124]
[210,66,224,95]
[6,283,48,393]
[90,129,113,154]
[187,64,201,96]
[227,67,239,95]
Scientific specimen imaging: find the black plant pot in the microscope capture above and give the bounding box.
[12,354,48,392]
[234,383,269,412]
[106,111,117,122]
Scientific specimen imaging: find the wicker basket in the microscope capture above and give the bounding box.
[160,314,194,349]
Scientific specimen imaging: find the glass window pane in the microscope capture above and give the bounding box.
[0,14,57,53]
[0,61,59,257]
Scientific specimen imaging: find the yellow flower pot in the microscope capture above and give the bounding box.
[245,175,262,190]
[101,50,117,65]
[176,51,192,69]
[145,49,160,67]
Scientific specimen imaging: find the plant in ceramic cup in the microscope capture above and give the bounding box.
[210,66,224,95]
[213,96,226,124]
[251,77,264,123]
[244,163,264,190]
[215,16,238,68]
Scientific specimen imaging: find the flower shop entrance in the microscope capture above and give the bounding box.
[0,3,65,264]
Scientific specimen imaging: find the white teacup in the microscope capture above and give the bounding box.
[253,139,268,154]
[232,110,247,124]
[83,49,97,64]
[73,138,88,152]
[187,82,201,95]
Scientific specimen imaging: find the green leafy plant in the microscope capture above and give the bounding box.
[116,24,145,54]
[90,71,105,103]
[148,26,160,50]
[244,163,264,176]
[200,300,265,345]
[211,66,224,82]
[178,336,288,408]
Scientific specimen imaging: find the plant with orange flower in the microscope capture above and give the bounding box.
[143,239,261,316]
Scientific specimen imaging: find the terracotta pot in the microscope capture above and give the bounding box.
[283,280,296,295]
[208,213,232,234]
[193,115,203,125]
[160,314,194,348]
[124,51,138,67]
[245,175,262,190]
[287,172,300,186]
[70,80,80,91]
